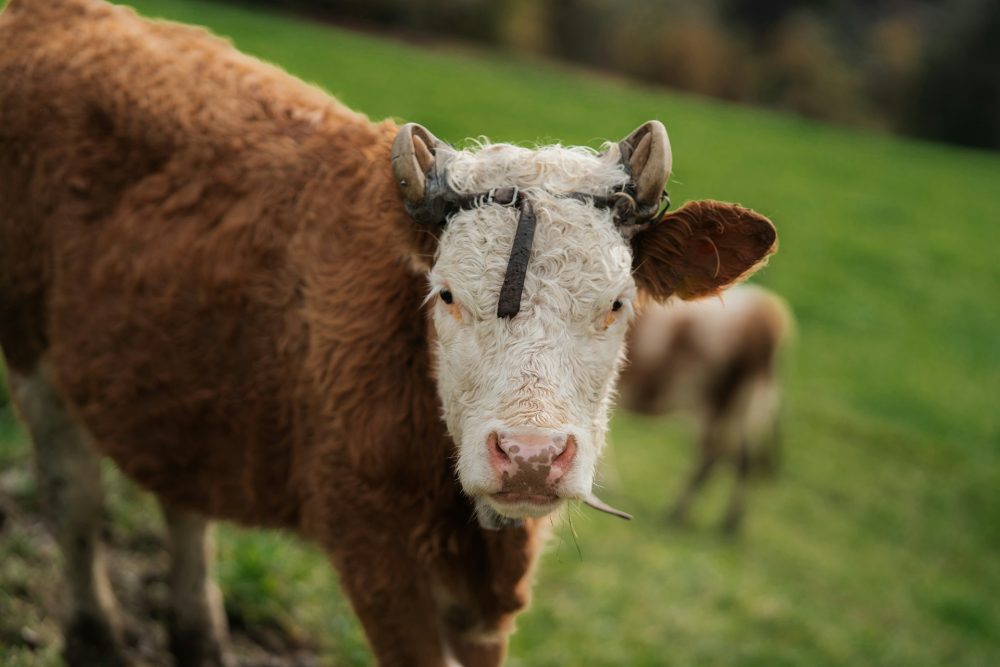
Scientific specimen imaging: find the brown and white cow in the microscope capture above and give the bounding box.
[619,284,793,533]
[0,0,777,664]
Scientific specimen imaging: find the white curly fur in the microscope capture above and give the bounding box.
[429,142,637,520]
[445,141,629,195]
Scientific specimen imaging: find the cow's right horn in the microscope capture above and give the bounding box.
[392,123,456,226]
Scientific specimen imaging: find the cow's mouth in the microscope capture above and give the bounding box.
[491,491,559,506]
[485,491,563,523]
[474,490,633,530]
[474,495,561,530]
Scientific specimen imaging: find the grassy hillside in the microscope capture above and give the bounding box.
[2,0,999,665]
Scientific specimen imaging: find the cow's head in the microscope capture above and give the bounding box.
[392,121,777,529]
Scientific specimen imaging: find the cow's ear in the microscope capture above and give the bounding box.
[631,200,777,300]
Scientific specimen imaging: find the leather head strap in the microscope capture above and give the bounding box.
[449,185,669,318]
[453,188,535,319]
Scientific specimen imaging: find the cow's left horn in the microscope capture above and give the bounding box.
[392,123,456,226]
[618,120,672,214]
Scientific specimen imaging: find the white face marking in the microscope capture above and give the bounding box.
[428,143,637,519]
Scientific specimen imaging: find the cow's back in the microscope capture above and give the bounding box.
[0,0,431,528]
[621,285,791,415]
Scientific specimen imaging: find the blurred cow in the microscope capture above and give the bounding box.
[618,284,793,533]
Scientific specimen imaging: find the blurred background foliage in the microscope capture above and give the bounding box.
[233,0,1000,150]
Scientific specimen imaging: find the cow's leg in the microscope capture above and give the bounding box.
[7,365,127,666]
[434,522,538,667]
[722,443,751,535]
[668,443,718,524]
[334,544,449,666]
[443,627,507,667]
[161,503,232,667]
[435,589,511,667]
[754,415,783,477]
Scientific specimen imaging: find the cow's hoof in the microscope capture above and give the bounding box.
[168,619,233,667]
[64,612,129,667]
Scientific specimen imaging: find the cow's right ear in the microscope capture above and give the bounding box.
[631,200,778,301]
[391,123,456,227]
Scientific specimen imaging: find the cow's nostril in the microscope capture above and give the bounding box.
[550,436,577,480]
[553,436,575,465]
[488,432,510,463]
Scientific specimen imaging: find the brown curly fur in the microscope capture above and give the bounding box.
[0,0,535,663]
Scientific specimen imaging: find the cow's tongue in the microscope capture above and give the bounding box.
[583,493,632,520]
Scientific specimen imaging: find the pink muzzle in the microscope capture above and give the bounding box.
[487,428,577,500]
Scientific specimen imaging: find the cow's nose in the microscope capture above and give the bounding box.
[488,429,577,488]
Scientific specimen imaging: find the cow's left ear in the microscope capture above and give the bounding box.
[631,200,777,300]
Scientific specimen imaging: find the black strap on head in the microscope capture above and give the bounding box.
[443,184,669,319]
[496,197,535,318]
[455,187,535,319]
[571,187,670,237]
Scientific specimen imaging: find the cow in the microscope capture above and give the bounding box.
[0,0,778,664]
[618,284,793,533]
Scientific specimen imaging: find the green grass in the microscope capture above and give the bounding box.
[2,0,1000,664]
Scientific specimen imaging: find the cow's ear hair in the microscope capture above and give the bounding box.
[631,200,777,301]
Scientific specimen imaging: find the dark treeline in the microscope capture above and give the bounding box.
[234,0,1000,150]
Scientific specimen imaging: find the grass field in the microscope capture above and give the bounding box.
[2,0,1000,665]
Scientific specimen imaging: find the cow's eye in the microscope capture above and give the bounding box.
[600,298,629,330]
[437,288,464,323]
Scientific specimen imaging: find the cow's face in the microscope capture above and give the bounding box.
[430,149,636,526]
[393,122,777,528]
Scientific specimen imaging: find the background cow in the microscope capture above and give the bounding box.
[619,284,793,533]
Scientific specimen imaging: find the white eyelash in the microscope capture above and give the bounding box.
[422,285,443,308]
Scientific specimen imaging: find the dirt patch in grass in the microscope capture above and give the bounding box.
[0,472,320,667]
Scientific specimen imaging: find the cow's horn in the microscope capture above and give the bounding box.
[392,123,457,226]
[617,120,672,216]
